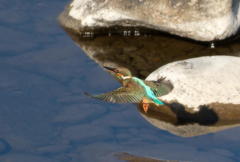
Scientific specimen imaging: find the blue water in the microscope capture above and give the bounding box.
[1,0,240,162]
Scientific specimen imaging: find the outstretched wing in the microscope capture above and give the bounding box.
[145,77,173,97]
[85,87,144,103]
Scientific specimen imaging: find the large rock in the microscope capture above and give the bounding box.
[147,55,240,109]
[59,0,240,41]
[140,55,240,137]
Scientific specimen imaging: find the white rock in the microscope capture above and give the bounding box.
[146,56,240,110]
[59,0,240,41]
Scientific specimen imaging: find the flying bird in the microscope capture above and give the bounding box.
[85,66,173,112]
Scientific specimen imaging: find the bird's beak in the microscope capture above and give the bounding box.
[104,66,124,81]
[103,66,117,73]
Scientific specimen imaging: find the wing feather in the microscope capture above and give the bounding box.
[85,87,144,103]
[145,78,173,97]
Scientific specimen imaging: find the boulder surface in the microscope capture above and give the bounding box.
[146,55,240,109]
[59,0,240,41]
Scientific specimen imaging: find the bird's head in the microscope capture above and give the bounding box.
[104,66,132,80]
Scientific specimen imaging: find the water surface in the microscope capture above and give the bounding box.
[1,0,240,162]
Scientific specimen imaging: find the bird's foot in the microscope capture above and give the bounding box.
[142,98,150,113]
[143,103,149,113]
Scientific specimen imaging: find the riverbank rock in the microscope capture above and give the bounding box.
[59,0,240,41]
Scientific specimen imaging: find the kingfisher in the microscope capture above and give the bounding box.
[85,66,173,112]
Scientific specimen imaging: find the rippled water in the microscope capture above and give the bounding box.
[1,0,240,162]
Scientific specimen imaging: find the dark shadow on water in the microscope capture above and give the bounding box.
[167,103,218,126]
[137,102,219,126]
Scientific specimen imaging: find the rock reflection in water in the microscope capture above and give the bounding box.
[62,27,240,137]
[138,102,240,137]
[64,28,240,79]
